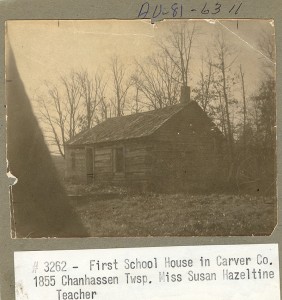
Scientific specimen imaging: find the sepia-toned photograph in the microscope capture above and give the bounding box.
[6,19,276,238]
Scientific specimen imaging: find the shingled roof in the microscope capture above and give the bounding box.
[67,102,192,145]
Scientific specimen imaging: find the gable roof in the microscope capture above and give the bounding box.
[67,101,220,146]
[67,103,190,145]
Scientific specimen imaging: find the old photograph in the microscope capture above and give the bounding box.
[6,19,276,238]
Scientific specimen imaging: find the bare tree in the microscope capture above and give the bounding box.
[76,70,107,128]
[193,54,215,114]
[110,56,132,117]
[257,28,276,77]
[159,23,197,87]
[247,27,276,148]
[95,75,108,123]
[211,33,238,166]
[38,71,84,158]
[132,52,180,110]
[98,97,110,122]
[76,70,95,130]
[239,64,247,153]
[216,90,227,137]
[38,84,67,157]
[130,85,142,114]
[61,72,82,139]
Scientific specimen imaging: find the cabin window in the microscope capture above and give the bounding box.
[71,152,76,170]
[86,147,94,181]
[114,147,125,173]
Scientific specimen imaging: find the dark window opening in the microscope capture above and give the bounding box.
[115,147,124,173]
[71,152,76,170]
[86,148,94,180]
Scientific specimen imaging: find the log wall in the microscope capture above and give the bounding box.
[65,103,225,191]
[150,104,225,191]
[65,147,87,183]
[66,140,152,189]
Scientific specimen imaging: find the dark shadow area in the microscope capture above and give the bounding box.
[6,44,89,238]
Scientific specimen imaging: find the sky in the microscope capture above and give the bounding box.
[6,19,275,154]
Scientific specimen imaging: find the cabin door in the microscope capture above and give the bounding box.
[86,147,94,183]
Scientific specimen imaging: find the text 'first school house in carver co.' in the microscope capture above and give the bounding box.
[64,87,225,191]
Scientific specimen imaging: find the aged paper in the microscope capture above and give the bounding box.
[0,0,281,299]
[6,19,276,238]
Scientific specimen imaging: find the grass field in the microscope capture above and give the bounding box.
[67,186,276,237]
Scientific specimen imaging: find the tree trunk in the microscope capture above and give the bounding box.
[240,64,247,154]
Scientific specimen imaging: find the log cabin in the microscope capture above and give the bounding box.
[65,87,225,192]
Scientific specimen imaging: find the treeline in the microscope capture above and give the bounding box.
[37,23,275,193]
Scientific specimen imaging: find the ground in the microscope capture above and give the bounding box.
[66,184,276,237]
